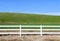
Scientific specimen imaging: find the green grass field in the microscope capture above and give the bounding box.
[0,12,60,24]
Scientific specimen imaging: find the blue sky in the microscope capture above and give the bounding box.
[0,0,60,15]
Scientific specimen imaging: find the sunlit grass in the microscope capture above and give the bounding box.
[0,12,60,24]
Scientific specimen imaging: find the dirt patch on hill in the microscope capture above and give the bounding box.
[0,35,60,41]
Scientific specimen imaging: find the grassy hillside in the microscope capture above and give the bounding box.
[0,12,60,24]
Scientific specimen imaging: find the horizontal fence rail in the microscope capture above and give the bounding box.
[0,25,60,37]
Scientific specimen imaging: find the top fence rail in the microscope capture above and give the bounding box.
[0,25,60,27]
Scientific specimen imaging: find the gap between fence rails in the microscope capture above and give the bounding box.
[19,25,43,37]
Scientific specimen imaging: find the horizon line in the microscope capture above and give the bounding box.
[0,11,60,16]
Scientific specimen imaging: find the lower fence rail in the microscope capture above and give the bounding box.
[0,32,60,35]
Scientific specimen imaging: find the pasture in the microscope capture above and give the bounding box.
[0,12,60,24]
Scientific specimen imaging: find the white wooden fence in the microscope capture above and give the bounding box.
[0,25,60,37]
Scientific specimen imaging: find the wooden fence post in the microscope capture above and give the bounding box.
[20,25,21,37]
[40,25,42,36]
